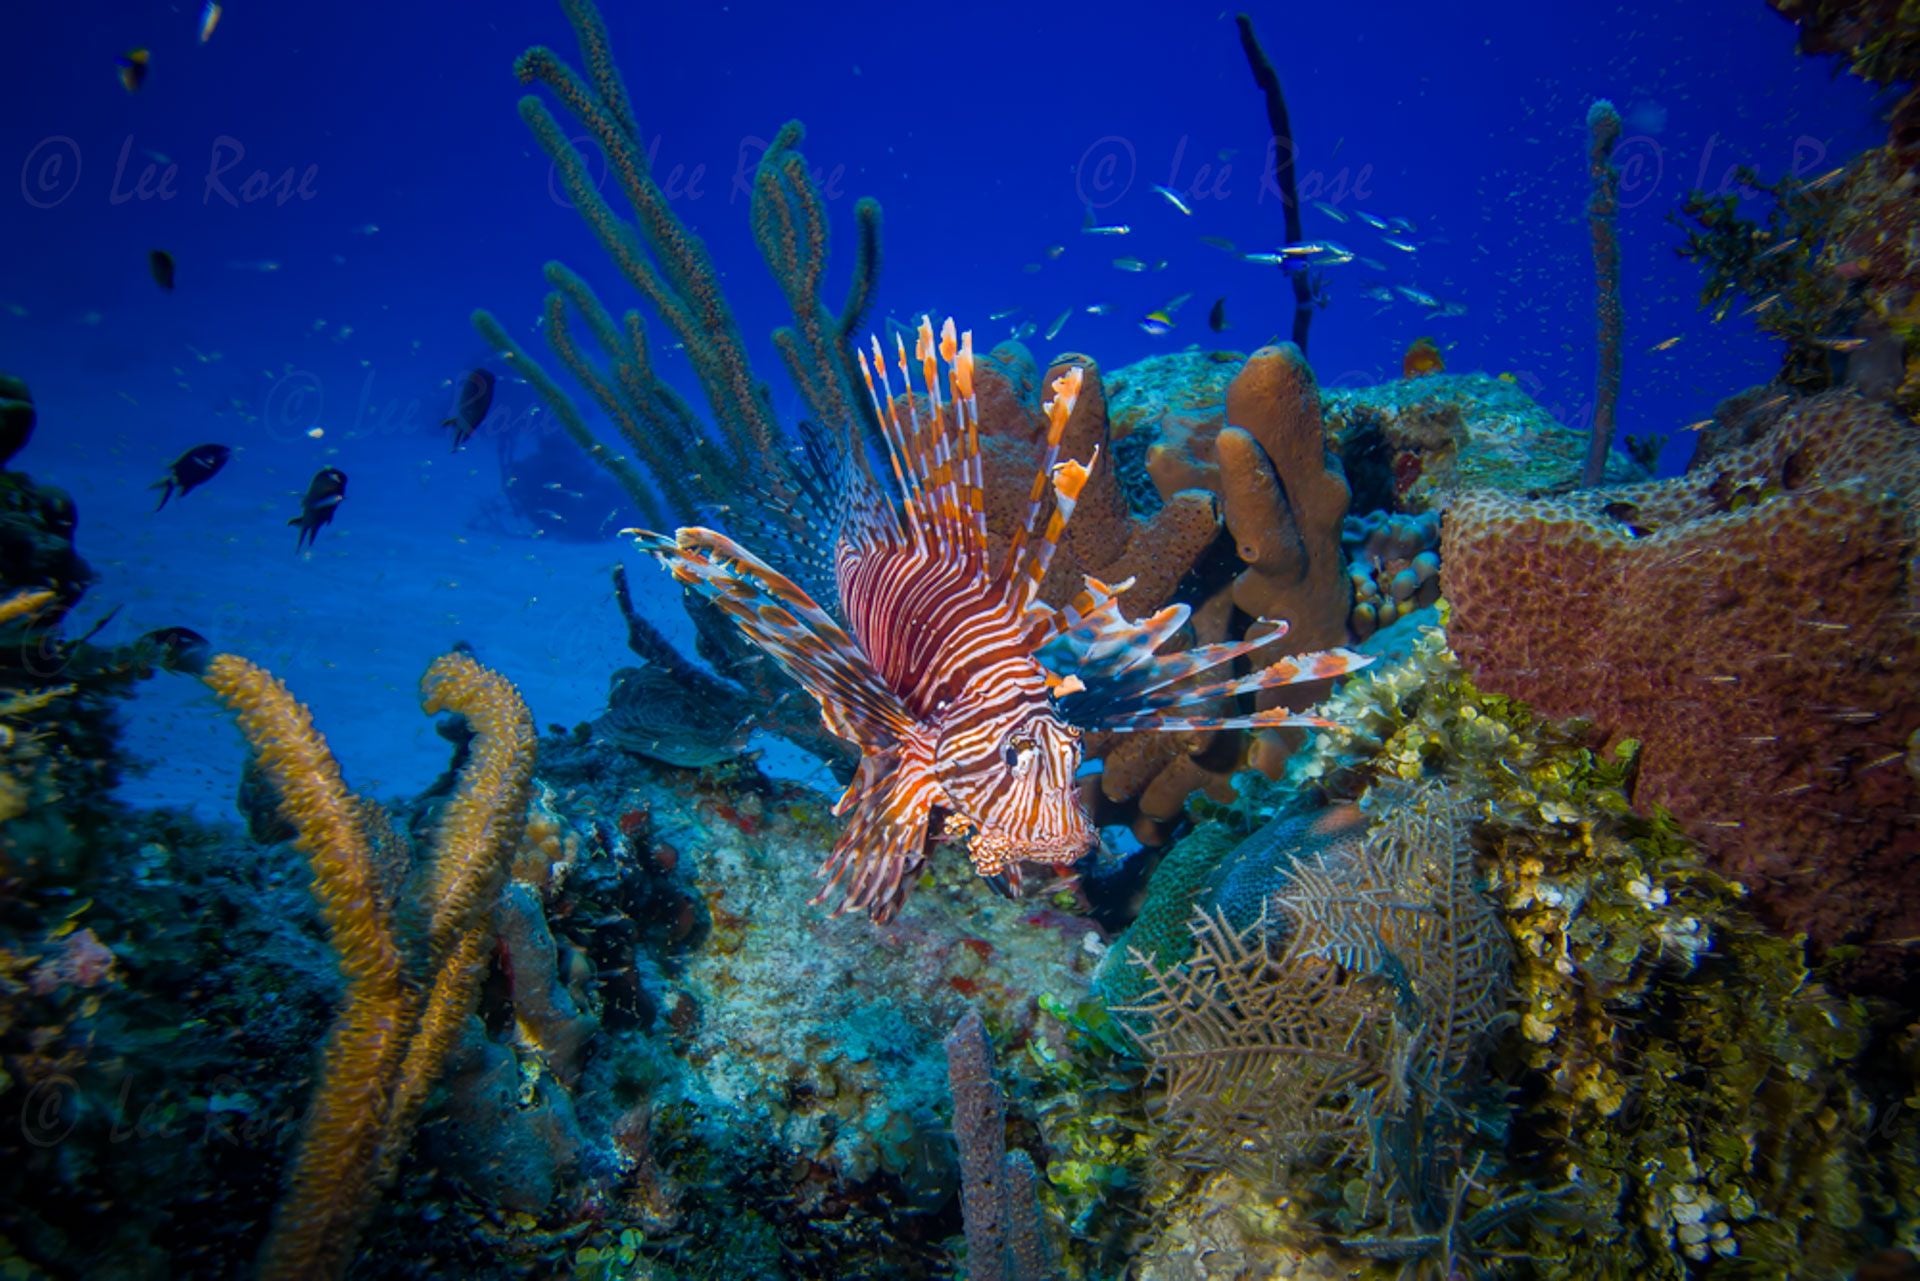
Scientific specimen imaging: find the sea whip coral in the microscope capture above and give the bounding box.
[1584,99,1624,487]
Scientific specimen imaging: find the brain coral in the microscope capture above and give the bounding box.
[1441,390,1920,989]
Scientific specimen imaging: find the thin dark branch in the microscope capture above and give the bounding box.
[1237,12,1314,354]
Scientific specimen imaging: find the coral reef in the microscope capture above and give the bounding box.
[1094,621,1919,1276]
[22,11,1920,1279]
[203,650,536,1279]
[476,0,1377,858]
[1770,0,1920,102]
[1826,139,1920,412]
[1212,347,1353,651]
[1,809,346,1277]
[968,343,1231,849]
[1680,8,1919,409]
[1442,389,1920,989]
[0,470,90,624]
[593,664,751,770]
[1677,167,1861,395]
[1321,371,1636,512]
[7,682,1110,1278]
[0,436,178,881]
[1104,351,1242,449]
[594,565,846,771]
[529,744,1100,1277]
[1057,344,1354,842]
[1122,782,1512,1268]
[475,0,878,558]
[1274,625,1917,1274]
[1341,508,1441,640]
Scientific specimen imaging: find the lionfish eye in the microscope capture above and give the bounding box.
[1002,736,1036,768]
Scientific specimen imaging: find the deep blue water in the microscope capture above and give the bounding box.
[0,0,1892,806]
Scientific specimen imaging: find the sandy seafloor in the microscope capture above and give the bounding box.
[34,420,842,821]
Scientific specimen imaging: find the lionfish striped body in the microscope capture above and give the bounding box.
[631,317,1369,921]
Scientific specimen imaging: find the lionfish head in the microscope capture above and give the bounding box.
[932,687,1093,878]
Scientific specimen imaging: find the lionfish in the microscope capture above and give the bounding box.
[629,317,1369,921]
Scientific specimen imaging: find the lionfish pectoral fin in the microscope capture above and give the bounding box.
[1033,573,1195,708]
[1044,593,1375,731]
[1096,706,1347,734]
[1112,644,1375,714]
[626,526,916,750]
[813,749,941,922]
[1090,644,1375,732]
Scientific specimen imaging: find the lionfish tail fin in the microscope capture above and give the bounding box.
[812,749,939,922]
[625,526,916,749]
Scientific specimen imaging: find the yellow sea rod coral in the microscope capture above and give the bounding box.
[381,652,537,1177]
[203,651,536,1281]
[418,652,537,960]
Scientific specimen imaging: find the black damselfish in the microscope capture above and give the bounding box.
[443,368,495,451]
[153,443,230,510]
[290,466,348,551]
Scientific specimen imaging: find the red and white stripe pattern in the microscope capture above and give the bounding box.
[630,317,1371,921]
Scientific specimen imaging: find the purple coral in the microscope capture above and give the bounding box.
[944,1008,1053,1281]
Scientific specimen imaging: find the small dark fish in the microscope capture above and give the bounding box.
[443,368,495,451]
[290,466,348,551]
[137,626,211,676]
[117,48,150,93]
[1208,297,1228,332]
[149,249,175,291]
[153,443,230,510]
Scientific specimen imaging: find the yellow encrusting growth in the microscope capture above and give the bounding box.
[203,651,536,1281]
[0,587,57,627]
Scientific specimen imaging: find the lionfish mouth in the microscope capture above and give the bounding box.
[968,824,1094,876]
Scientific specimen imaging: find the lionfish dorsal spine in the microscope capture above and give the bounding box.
[900,327,964,554]
[1016,443,1100,612]
[859,336,921,535]
[999,365,1087,612]
[945,321,991,553]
